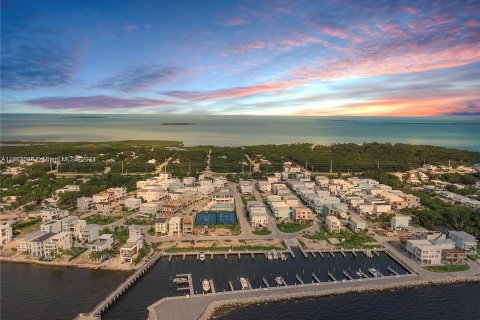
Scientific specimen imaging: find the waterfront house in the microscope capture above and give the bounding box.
[405,239,442,265]
[182,216,194,235]
[90,234,114,252]
[391,215,412,231]
[325,216,341,233]
[168,216,181,236]
[77,197,94,213]
[349,216,367,232]
[442,249,467,265]
[448,231,478,254]
[125,197,142,211]
[120,226,144,263]
[16,231,45,253]
[30,232,55,257]
[140,202,159,215]
[155,218,169,235]
[44,231,73,258]
[270,201,291,220]
[0,222,13,246]
[294,207,313,221]
[161,200,183,215]
[251,211,268,228]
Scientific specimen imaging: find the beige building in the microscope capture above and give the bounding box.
[16,231,45,253]
[182,216,194,235]
[44,232,73,258]
[168,216,181,236]
[0,223,13,246]
[155,218,169,235]
[294,207,313,221]
[124,197,142,211]
[325,215,341,233]
[77,197,94,213]
[120,226,144,263]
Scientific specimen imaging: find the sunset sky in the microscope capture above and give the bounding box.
[1,0,479,116]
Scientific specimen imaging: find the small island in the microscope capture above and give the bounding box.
[161,122,197,126]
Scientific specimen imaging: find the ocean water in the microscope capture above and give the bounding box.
[1,114,479,151]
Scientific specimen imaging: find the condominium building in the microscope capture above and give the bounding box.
[140,202,159,215]
[155,218,169,235]
[120,226,144,263]
[325,216,341,233]
[391,215,412,231]
[16,231,45,253]
[77,197,95,213]
[0,223,13,246]
[90,234,114,252]
[448,231,478,254]
[124,197,142,211]
[168,216,181,236]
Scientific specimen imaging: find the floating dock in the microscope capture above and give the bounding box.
[329,251,335,258]
[312,272,321,283]
[343,270,353,280]
[262,277,270,288]
[388,267,399,275]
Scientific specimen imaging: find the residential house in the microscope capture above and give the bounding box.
[257,181,271,193]
[96,202,113,215]
[120,226,144,263]
[294,207,313,221]
[155,218,169,235]
[137,189,166,202]
[125,197,142,211]
[168,216,181,236]
[79,224,99,243]
[140,202,159,215]
[182,216,194,235]
[240,180,254,195]
[405,239,442,265]
[44,232,73,258]
[77,197,94,213]
[16,231,45,253]
[212,190,234,204]
[30,232,56,257]
[40,220,62,233]
[0,223,13,246]
[90,234,114,252]
[391,216,412,231]
[349,217,367,232]
[106,187,127,200]
[40,207,69,222]
[325,216,341,233]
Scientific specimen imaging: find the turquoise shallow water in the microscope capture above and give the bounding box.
[1,114,479,151]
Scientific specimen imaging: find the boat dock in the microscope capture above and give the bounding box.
[312,272,320,283]
[388,267,399,275]
[328,271,337,282]
[262,277,270,288]
[228,280,235,292]
[343,270,353,280]
[168,255,172,263]
[340,251,346,257]
[295,274,304,285]
[175,274,194,296]
[352,251,357,257]
[298,245,308,258]
[329,251,335,258]
[311,251,316,258]
[209,280,216,293]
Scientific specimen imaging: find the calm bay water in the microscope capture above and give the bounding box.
[1,114,479,151]
[217,282,480,320]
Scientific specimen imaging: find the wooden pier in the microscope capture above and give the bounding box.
[209,280,216,293]
[228,280,235,292]
[340,251,346,257]
[297,244,308,258]
[311,251,316,258]
[312,272,321,283]
[329,251,335,258]
[318,251,324,257]
[251,252,255,259]
[238,252,241,259]
[388,267,399,275]
[86,252,162,317]
[168,254,172,262]
[352,251,357,257]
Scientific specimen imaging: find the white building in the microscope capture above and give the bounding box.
[44,232,73,258]
[448,231,478,254]
[40,207,69,222]
[212,190,234,204]
[391,215,412,231]
[155,218,169,235]
[140,202,159,215]
[16,231,45,253]
[240,180,254,195]
[90,234,114,252]
[107,187,127,200]
[349,217,367,232]
[40,220,62,233]
[125,197,142,211]
[30,232,56,257]
[325,216,341,233]
[406,239,442,265]
[137,189,166,202]
[79,224,99,243]
[120,226,144,263]
[257,181,272,193]
[168,216,181,236]
[0,223,13,246]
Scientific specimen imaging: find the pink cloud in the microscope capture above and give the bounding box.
[125,23,139,32]
[466,20,480,27]
[379,23,406,36]
[225,18,249,27]
[26,96,172,111]
[320,27,349,39]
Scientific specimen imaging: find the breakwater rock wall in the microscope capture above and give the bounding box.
[200,276,480,320]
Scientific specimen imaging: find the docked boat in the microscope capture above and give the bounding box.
[266,252,273,260]
[272,251,279,259]
[199,252,206,262]
[240,277,249,290]
[280,253,287,260]
[275,276,283,286]
[172,277,188,283]
[368,268,383,277]
[202,279,211,292]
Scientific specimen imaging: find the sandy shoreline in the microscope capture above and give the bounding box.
[0,256,135,272]
[201,276,480,320]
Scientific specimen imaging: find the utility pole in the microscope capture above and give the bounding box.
[121,161,124,174]
[377,160,380,170]
[330,158,333,174]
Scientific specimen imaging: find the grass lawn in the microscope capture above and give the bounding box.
[277,221,312,233]
[304,228,379,249]
[241,194,257,206]
[424,264,470,272]
[253,228,272,235]
[85,214,121,225]
[468,253,480,261]
[125,218,154,225]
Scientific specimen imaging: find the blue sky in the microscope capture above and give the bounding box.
[1,0,480,116]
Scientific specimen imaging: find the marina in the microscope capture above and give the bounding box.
[93,248,410,319]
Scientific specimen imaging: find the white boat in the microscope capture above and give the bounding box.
[275,276,283,286]
[266,252,273,260]
[280,253,287,261]
[272,251,279,259]
[368,268,382,277]
[199,252,206,262]
[240,277,249,290]
[202,279,211,292]
[172,277,188,283]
